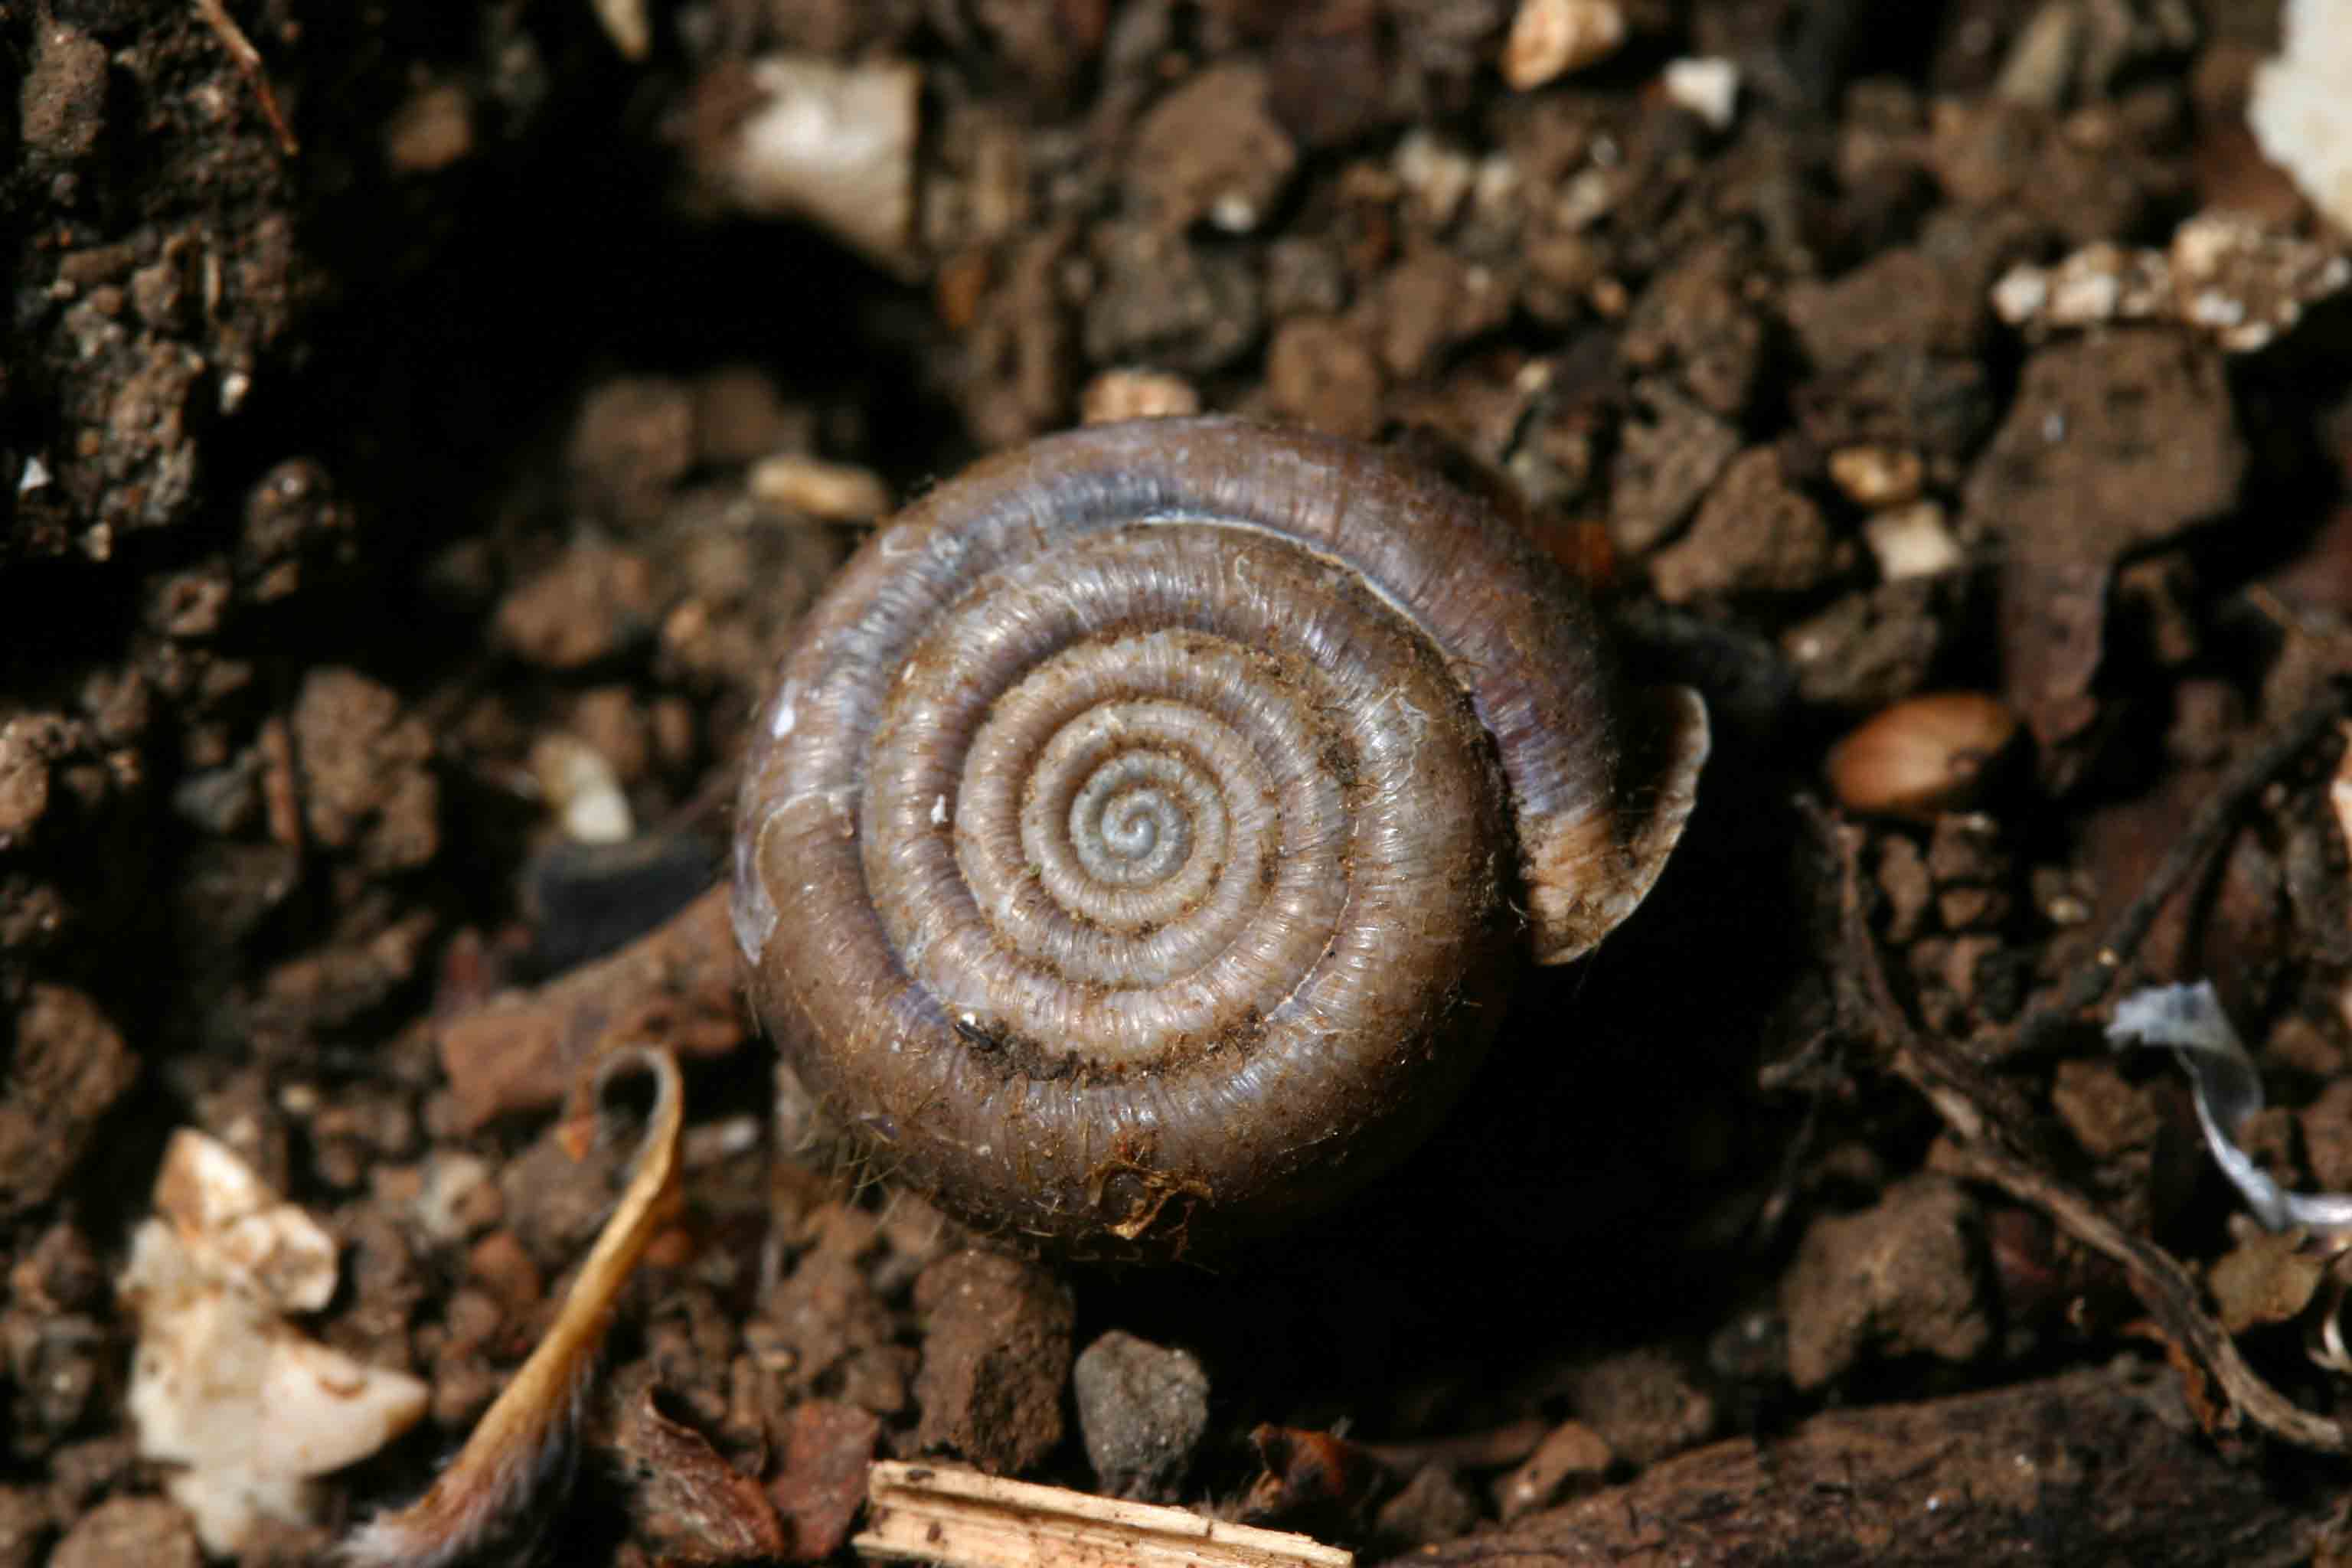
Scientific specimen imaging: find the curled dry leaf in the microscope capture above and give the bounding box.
[341,1046,686,1568]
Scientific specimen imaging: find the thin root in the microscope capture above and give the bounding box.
[191,0,299,157]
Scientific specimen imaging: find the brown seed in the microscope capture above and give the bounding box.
[1826,692,2020,818]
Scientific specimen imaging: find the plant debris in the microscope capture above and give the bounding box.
[341,1046,684,1567]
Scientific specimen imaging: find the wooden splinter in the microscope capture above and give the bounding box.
[855,1460,1354,1568]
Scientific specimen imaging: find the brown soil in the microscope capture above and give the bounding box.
[5,0,2352,1563]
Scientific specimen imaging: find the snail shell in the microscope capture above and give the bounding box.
[733,417,1707,1255]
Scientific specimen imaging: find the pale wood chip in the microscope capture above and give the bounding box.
[854,1461,1351,1568]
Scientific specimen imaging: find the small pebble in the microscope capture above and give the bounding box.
[531,733,633,846]
[1374,1465,1480,1547]
[1862,501,1964,581]
[1072,1330,1211,1500]
[47,1498,198,1568]
[1494,1419,1611,1521]
[1502,0,1626,90]
[1828,446,1923,508]
[716,57,920,270]
[749,452,892,521]
[1080,370,1201,425]
[1662,57,1740,130]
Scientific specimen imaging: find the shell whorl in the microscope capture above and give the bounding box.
[733,418,1706,1253]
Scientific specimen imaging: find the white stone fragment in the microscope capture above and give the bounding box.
[121,1131,428,1555]
[2249,0,2352,234]
[412,1151,495,1243]
[1209,191,1260,234]
[2165,209,2350,354]
[1863,501,1966,582]
[1992,242,2169,332]
[723,56,921,270]
[1080,368,1201,426]
[1662,57,1740,131]
[150,1127,338,1312]
[1394,129,1478,227]
[531,732,634,844]
[1989,267,2048,322]
[1991,210,2348,352]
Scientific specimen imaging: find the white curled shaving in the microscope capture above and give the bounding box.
[2108,982,2352,1234]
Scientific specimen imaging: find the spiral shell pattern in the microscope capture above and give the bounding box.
[734,418,1704,1253]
